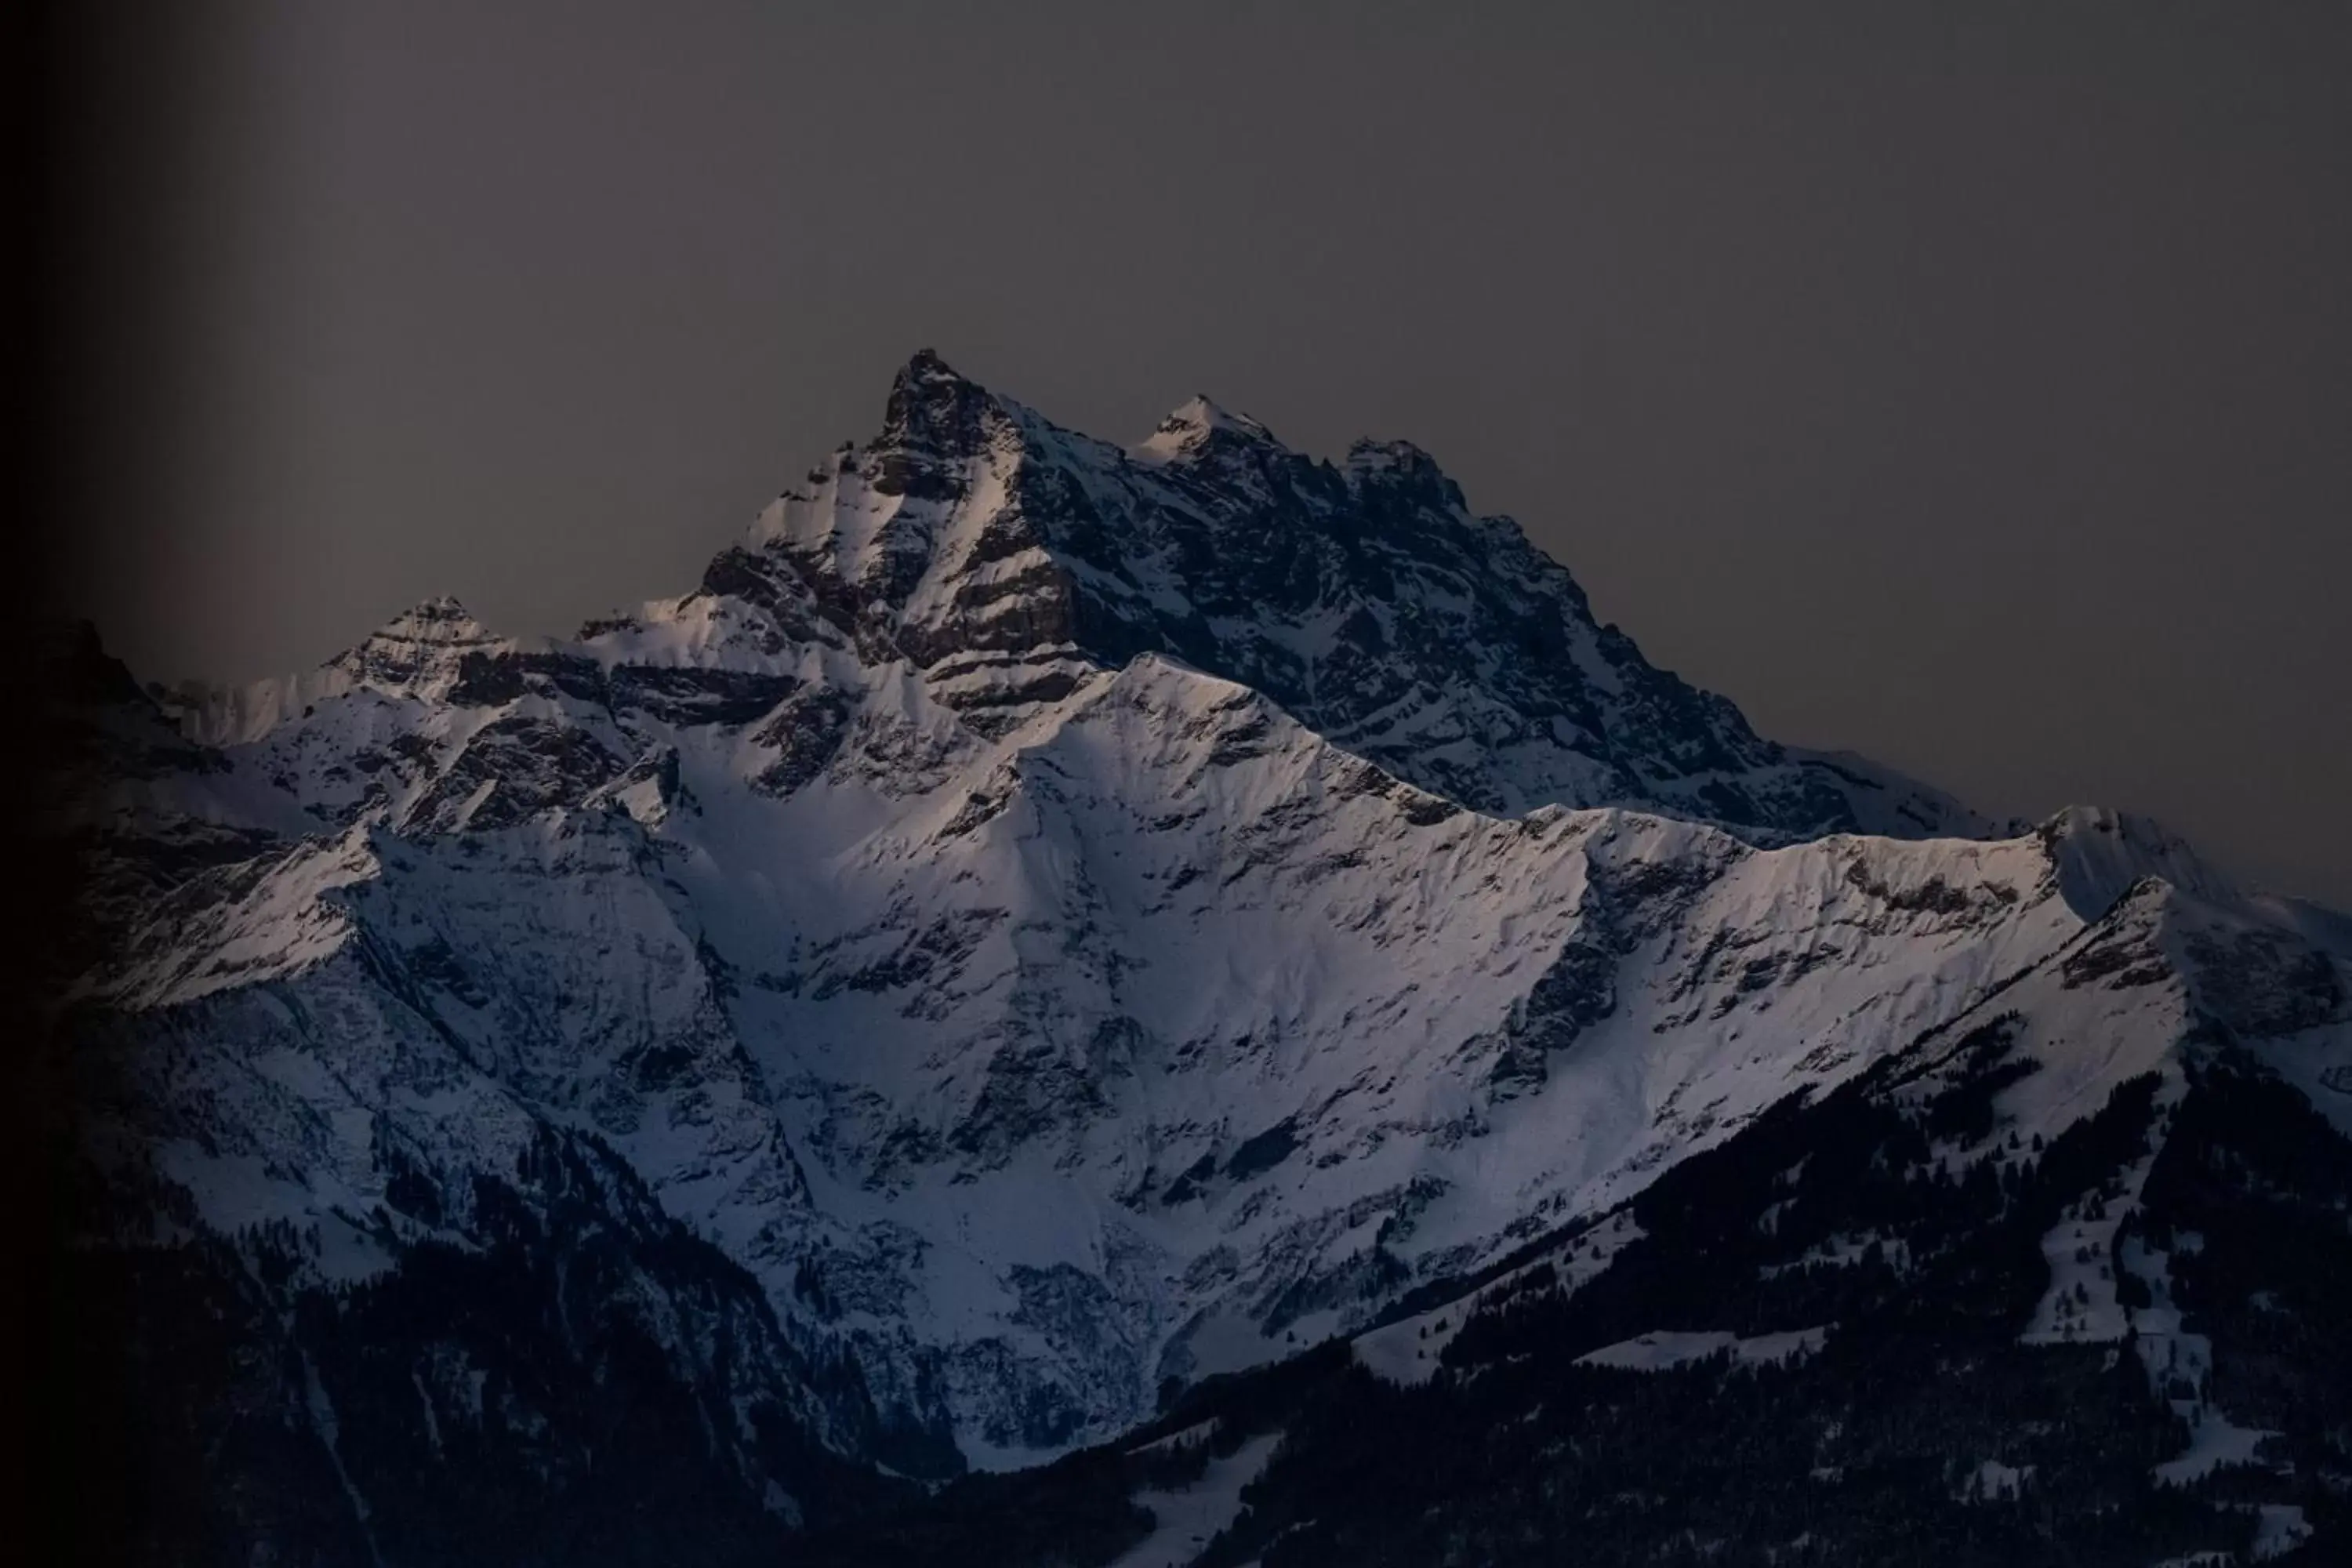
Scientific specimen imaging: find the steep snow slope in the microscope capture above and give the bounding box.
[67,608,2351,1466]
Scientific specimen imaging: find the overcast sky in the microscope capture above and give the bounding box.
[53,2,2352,905]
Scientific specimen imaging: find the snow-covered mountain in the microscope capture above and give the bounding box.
[39,354,2352,1566]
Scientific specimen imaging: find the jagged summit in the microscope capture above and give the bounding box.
[720,354,1994,837]
[360,593,499,645]
[334,595,510,695]
[866,349,1022,506]
[901,344,959,382]
[880,347,990,434]
[1345,433,1456,485]
[1135,394,1281,463]
[162,596,516,746]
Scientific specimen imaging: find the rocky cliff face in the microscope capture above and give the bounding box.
[720,350,1988,837]
[38,356,2352,1565]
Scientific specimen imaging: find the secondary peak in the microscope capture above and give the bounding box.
[1136,394,1280,463]
[880,347,996,457]
[371,595,495,644]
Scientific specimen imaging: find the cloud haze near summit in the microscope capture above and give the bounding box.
[54,0,2352,906]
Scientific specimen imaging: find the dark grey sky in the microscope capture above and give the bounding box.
[57,2,2352,906]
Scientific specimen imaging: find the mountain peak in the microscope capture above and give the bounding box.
[1342,436,1471,518]
[1135,394,1281,463]
[897,345,966,389]
[877,347,1001,474]
[718,360,1992,840]
[2039,804,2234,918]
[367,595,497,646]
[1345,435,1439,474]
[310,595,510,708]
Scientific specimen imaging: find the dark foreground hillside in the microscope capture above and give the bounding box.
[805,1033,2348,1566]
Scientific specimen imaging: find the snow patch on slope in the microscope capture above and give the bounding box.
[1109,1432,1283,1568]
[1575,1327,1828,1372]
